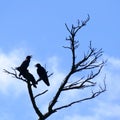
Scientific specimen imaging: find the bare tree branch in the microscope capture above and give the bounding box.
[3,68,46,120]
[27,81,44,119]
[64,15,90,70]
[61,64,104,91]
[47,15,106,117]
[34,90,48,99]
[3,68,27,83]
[54,83,106,112]
[4,15,106,120]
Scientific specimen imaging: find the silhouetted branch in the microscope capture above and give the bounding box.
[54,83,106,112]
[48,15,106,117]
[65,14,90,37]
[4,15,106,120]
[27,81,44,119]
[63,64,104,91]
[48,16,91,111]
[3,68,27,83]
[4,68,45,119]
[34,90,48,99]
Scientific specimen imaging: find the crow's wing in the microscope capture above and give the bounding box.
[37,67,50,86]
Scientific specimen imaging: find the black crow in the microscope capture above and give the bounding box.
[16,55,32,77]
[35,63,50,86]
[22,70,37,88]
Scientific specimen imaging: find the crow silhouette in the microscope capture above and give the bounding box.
[35,63,50,86]
[16,55,32,77]
[22,70,37,88]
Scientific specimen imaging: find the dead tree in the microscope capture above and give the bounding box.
[4,15,106,120]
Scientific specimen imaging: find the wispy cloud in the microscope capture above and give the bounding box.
[0,50,120,120]
[61,55,120,120]
[0,49,26,95]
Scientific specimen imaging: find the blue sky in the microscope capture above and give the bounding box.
[0,0,120,120]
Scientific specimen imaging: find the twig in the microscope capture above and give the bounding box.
[34,90,48,99]
[3,68,27,83]
[54,83,106,112]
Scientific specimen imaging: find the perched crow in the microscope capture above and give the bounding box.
[16,55,32,77]
[22,70,37,88]
[35,63,50,86]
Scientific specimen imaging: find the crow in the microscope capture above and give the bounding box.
[22,70,37,88]
[16,55,32,77]
[35,63,50,86]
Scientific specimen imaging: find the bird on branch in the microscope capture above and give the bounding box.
[22,70,37,88]
[35,63,50,86]
[16,55,32,77]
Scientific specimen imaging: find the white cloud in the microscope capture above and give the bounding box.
[91,56,120,120]
[0,50,120,120]
[0,50,65,98]
[107,56,120,69]
[0,49,47,96]
[61,55,120,120]
[103,56,120,100]
[94,102,120,118]
[0,49,26,95]
[63,105,120,120]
